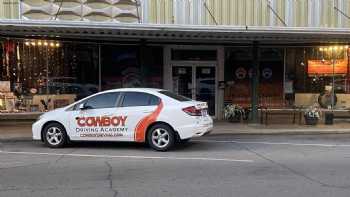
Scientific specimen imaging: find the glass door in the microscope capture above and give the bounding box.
[172,65,216,116]
[195,66,216,116]
[172,66,193,99]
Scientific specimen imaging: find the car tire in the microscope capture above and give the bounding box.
[147,124,175,151]
[43,123,68,148]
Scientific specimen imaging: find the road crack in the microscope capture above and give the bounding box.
[52,148,77,164]
[235,142,350,190]
[105,160,118,197]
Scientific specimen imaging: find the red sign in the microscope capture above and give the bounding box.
[308,59,348,75]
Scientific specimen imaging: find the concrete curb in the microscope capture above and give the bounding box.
[0,137,33,142]
[209,130,350,136]
[3,129,350,142]
[210,129,350,135]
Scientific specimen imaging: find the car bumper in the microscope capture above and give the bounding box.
[176,118,213,139]
[32,119,44,140]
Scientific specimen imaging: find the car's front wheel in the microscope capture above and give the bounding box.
[147,124,175,151]
[43,123,68,148]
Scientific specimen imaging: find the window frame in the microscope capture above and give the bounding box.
[73,92,122,110]
[118,91,160,107]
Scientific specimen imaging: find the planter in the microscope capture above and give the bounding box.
[304,116,319,125]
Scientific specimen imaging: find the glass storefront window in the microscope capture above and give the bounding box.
[226,46,350,111]
[0,39,163,113]
[224,47,284,108]
[0,39,99,112]
[101,45,163,90]
[286,46,350,109]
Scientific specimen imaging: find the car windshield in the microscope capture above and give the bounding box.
[158,90,192,102]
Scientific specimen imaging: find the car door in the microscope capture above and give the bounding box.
[67,92,128,141]
[117,92,161,142]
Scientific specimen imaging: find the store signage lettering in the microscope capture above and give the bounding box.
[76,116,127,127]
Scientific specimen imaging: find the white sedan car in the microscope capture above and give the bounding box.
[32,88,213,151]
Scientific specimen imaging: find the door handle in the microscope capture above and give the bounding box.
[142,111,153,113]
[103,114,113,116]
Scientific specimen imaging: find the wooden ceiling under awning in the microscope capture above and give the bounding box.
[1,20,350,45]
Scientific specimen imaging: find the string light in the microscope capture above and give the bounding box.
[23,40,61,47]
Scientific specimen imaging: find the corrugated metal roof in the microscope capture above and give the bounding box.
[1,20,350,44]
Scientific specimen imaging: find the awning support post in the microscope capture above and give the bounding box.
[251,41,260,123]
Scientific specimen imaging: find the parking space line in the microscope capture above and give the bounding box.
[195,139,350,147]
[0,150,254,163]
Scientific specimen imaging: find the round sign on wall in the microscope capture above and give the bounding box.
[235,67,247,79]
[262,68,272,79]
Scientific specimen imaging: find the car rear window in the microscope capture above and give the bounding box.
[159,91,192,102]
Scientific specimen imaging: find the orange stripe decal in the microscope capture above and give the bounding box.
[134,101,163,142]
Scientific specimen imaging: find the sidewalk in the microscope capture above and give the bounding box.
[1,120,350,140]
[213,121,350,135]
[0,121,33,140]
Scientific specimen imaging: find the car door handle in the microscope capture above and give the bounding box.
[142,111,153,113]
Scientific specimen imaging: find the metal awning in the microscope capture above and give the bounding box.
[1,20,350,44]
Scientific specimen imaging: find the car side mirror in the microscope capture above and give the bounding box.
[79,103,87,110]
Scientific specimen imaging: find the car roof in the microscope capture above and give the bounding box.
[100,88,165,94]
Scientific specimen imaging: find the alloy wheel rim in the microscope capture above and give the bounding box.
[46,127,63,146]
[151,128,170,148]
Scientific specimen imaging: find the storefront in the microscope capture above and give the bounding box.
[224,45,350,108]
[0,39,223,117]
[2,21,350,123]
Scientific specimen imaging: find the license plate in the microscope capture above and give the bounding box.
[201,109,208,116]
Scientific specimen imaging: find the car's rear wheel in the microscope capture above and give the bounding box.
[43,123,67,148]
[147,124,175,151]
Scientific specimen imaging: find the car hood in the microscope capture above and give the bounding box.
[40,107,66,118]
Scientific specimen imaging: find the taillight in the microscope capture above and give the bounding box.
[182,106,202,116]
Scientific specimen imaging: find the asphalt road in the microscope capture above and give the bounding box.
[1,134,350,197]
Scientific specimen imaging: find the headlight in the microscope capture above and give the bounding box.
[37,114,44,121]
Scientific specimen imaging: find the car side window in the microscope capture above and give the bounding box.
[121,92,160,107]
[83,92,120,109]
[149,94,161,105]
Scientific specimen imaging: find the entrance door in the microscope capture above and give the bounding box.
[172,65,216,116]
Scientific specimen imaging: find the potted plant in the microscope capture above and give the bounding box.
[224,104,245,123]
[304,104,321,125]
